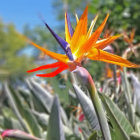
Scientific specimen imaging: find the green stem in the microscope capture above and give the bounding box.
[87,75,112,140]
[112,65,118,102]
[72,67,112,140]
[121,67,135,126]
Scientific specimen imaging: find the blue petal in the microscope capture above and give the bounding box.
[43,20,74,61]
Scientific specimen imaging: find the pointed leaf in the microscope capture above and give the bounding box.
[47,96,65,140]
[4,82,42,137]
[72,67,111,140]
[73,84,100,130]
[88,131,98,140]
[3,82,29,132]
[31,110,49,128]
[100,94,134,140]
[0,114,23,130]
[26,79,68,124]
[121,68,135,125]
[130,73,140,115]
[26,79,54,113]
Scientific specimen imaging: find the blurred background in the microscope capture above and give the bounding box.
[0,0,140,139]
[0,0,140,103]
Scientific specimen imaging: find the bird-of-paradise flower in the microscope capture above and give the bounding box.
[71,105,84,120]
[106,64,122,79]
[123,28,136,44]
[123,29,140,58]
[26,6,139,77]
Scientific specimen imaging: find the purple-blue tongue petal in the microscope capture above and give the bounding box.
[43,20,74,60]
[66,12,74,37]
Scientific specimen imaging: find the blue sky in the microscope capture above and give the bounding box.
[0,0,59,32]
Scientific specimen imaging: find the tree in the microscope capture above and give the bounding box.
[0,19,33,80]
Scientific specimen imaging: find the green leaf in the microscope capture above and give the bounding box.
[100,94,134,140]
[121,69,135,125]
[26,79,53,113]
[18,88,46,113]
[73,84,100,130]
[88,131,97,140]
[3,82,29,132]
[130,132,140,140]
[27,79,68,125]
[47,96,65,140]
[4,82,42,138]
[0,116,23,130]
[72,68,111,140]
[130,73,140,115]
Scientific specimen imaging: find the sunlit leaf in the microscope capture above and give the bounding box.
[47,96,65,140]
[73,84,100,130]
[100,94,134,140]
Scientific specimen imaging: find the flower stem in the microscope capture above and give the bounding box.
[72,66,112,140]
[86,74,112,140]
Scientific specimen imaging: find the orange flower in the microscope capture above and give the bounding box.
[123,28,135,44]
[106,64,122,79]
[123,29,139,58]
[27,6,139,77]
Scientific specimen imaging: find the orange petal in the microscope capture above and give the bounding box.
[123,32,130,43]
[22,36,68,63]
[106,67,113,78]
[94,35,121,49]
[87,14,98,38]
[65,12,72,43]
[87,48,140,68]
[36,64,68,77]
[77,14,109,57]
[70,6,88,53]
[130,28,135,43]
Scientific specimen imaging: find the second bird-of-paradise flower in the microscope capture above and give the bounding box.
[26,6,139,77]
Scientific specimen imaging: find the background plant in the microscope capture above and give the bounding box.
[0,0,140,140]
